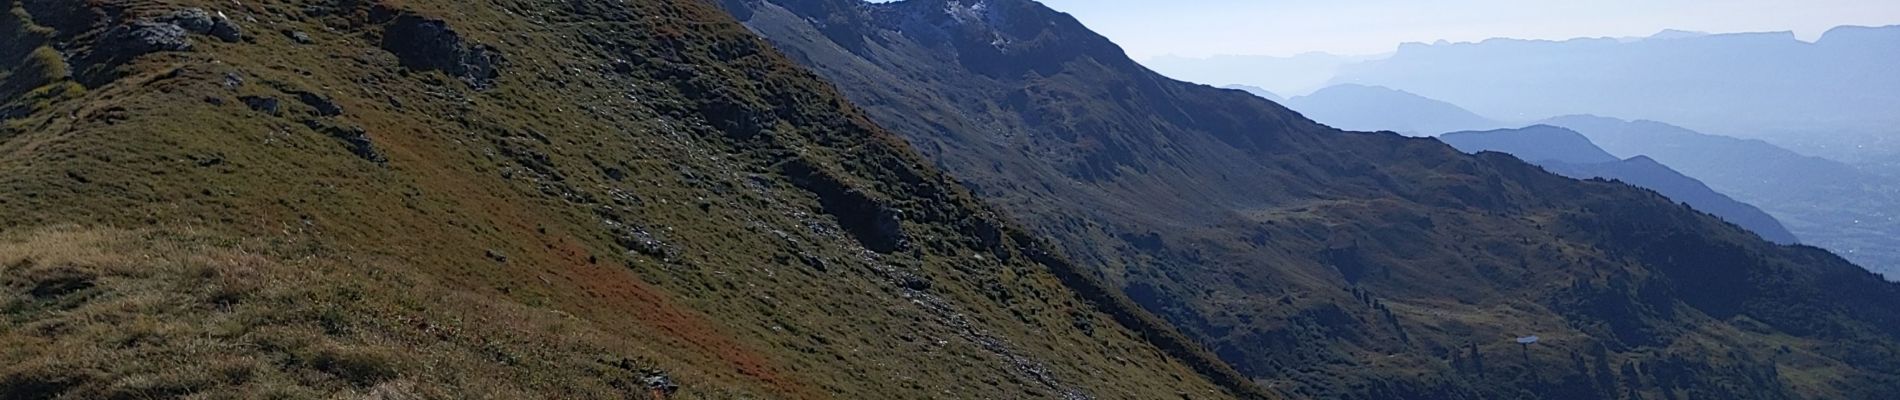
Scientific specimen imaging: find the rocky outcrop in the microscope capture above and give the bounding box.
[98,21,191,57]
[380,14,503,90]
[782,159,909,254]
[158,8,242,43]
[303,119,385,164]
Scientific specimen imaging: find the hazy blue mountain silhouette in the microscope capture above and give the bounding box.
[1146,52,1382,96]
[1284,84,1504,136]
[1648,29,1710,40]
[1332,26,1900,160]
[1870,155,1900,180]
[1545,115,1900,277]
[1442,125,1800,244]
[1221,84,1285,103]
[1439,125,1618,164]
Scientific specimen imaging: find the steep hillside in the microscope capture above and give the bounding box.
[1546,115,1900,278]
[1284,84,1504,136]
[730,0,1900,398]
[0,0,1263,398]
[1442,126,1799,244]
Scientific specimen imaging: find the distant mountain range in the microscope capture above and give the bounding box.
[1331,26,1900,161]
[1283,84,1505,136]
[1229,77,1895,275]
[1145,52,1382,96]
[1870,155,1900,180]
[1442,125,1800,244]
[1545,115,1900,277]
[1220,84,1284,103]
[1441,125,1619,164]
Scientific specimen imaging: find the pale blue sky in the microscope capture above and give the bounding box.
[1032,0,1900,59]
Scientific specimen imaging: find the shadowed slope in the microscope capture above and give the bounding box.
[730,0,1900,398]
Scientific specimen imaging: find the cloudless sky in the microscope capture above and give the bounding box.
[1033,0,1900,59]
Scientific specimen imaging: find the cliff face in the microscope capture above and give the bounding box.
[0,0,1256,398]
[731,0,1900,398]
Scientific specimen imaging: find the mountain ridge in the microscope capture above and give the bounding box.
[1441,125,1802,244]
[1440,125,1620,164]
[731,0,1900,397]
[1283,83,1505,136]
[1222,84,1285,103]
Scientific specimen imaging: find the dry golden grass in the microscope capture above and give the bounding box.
[0,226,741,399]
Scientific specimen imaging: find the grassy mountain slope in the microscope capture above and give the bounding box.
[728,0,1900,398]
[0,0,1262,398]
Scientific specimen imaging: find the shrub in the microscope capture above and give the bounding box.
[20,46,67,81]
[2,46,66,99]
